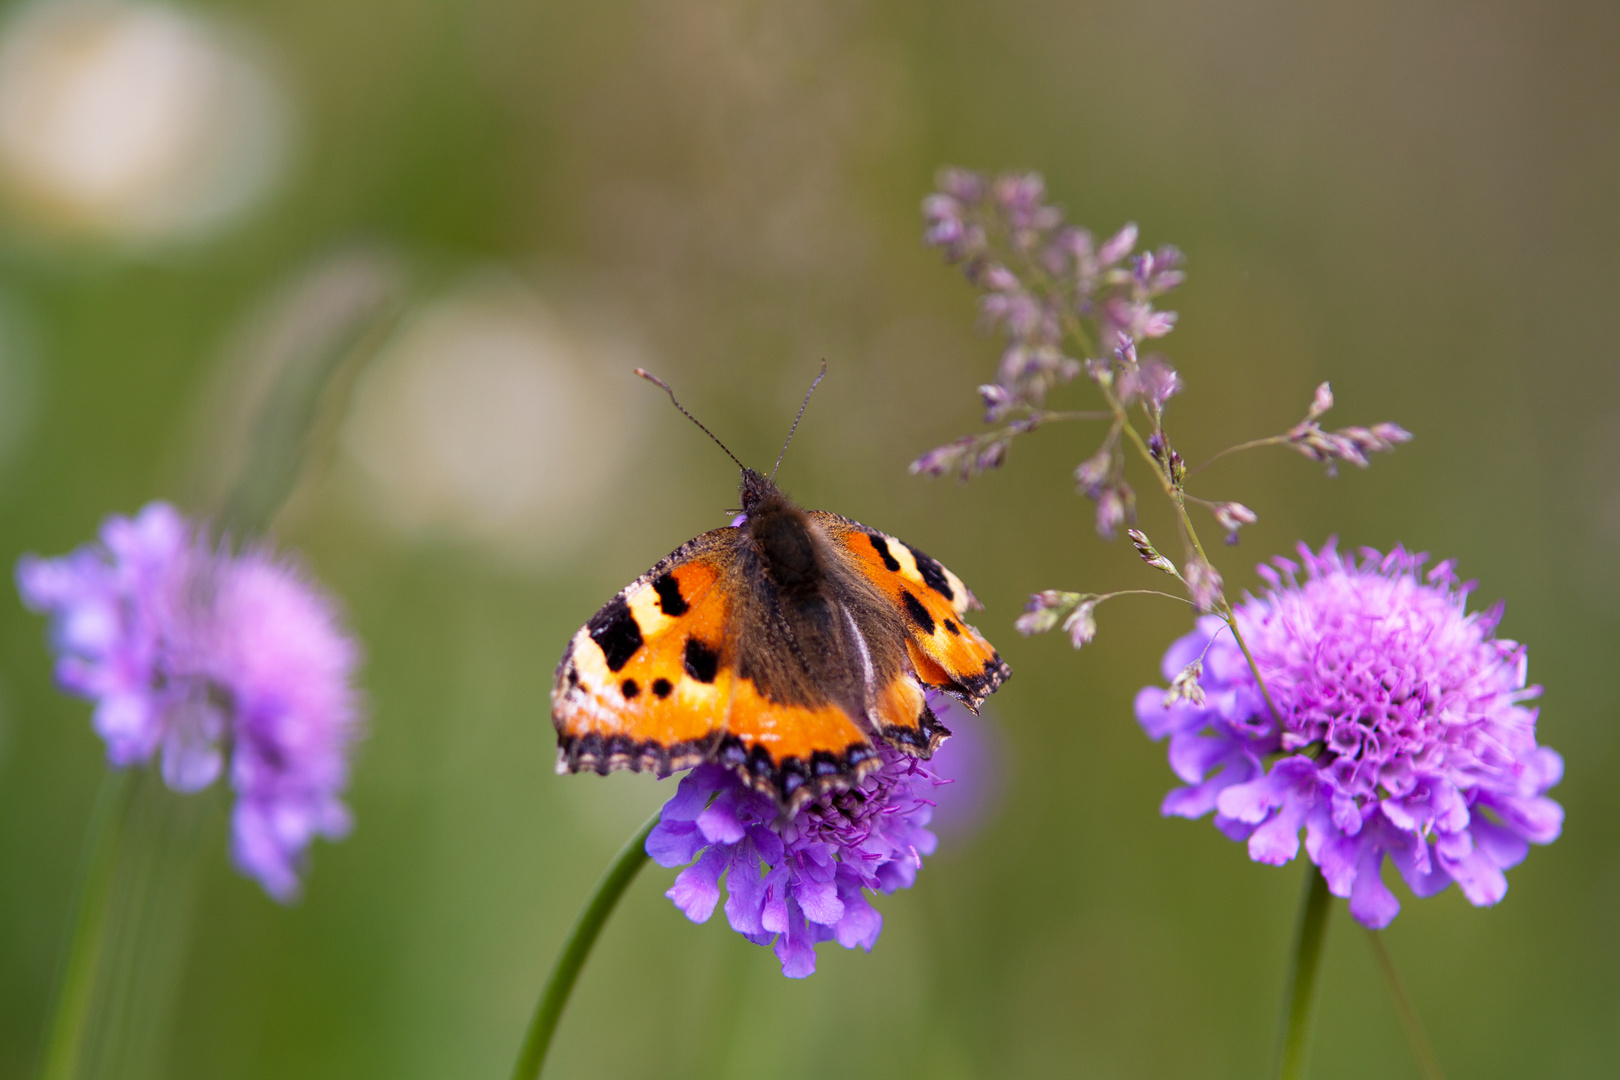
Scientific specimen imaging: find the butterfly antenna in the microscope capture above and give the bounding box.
[770,360,826,482]
[636,368,748,472]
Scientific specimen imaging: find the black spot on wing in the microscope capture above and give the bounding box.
[867,533,901,572]
[683,638,719,683]
[943,618,961,635]
[902,590,936,634]
[905,543,955,603]
[621,679,640,698]
[588,595,643,672]
[653,573,689,616]
[652,678,674,699]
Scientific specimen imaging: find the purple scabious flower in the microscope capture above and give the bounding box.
[1135,540,1562,928]
[647,696,965,977]
[16,502,362,902]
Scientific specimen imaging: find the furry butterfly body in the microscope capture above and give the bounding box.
[552,468,1010,812]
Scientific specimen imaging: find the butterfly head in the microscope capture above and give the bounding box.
[739,467,789,517]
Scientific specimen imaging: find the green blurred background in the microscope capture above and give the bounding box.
[2,0,1617,1077]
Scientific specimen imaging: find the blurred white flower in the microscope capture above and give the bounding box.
[341,274,645,565]
[0,1,288,244]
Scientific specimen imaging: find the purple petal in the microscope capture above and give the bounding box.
[832,887,883,950]
[1247,793,1309,866]
[1385,828,1450,898]
[645,820,704,869]
[1470,814,1530,870]
[1215,757,1314,825]
[794,872,845,927]
[1136,686,1192,740]
[1347,849,1400,929]
[723,850,769,937]
[1165,732,1230,784]
[697,797,748,846]
[660,766,722,823]
[772,900,818,978]
[1437,837,1509,908]
[666,848,726,923]
[1480,793,1564,845]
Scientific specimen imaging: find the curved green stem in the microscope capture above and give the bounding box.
[1096,588,1197,607]
[1367,931,1445,1080]
[510,813,659,1080]
[1274,867,1333,1080]
[38,770,132,1080]
[1189,435,1290,476]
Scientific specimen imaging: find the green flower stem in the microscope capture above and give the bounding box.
[1098,378,1288,727]
[510,813,660,1080]
[38,771,132,1080]
[1367,930,1445,1080]
[1274,867,1334,1080]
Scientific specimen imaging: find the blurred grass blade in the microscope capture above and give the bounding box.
[37,770,212,1080]
[211,254,412,535]
[38,771,131,1080]
[1367,931,1445,1080]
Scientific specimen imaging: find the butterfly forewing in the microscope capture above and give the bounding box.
[553,530,738,776]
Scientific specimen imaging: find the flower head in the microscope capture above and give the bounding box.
[17,502,362,901]
[1135,540,1561,928]
[647,697,968,977]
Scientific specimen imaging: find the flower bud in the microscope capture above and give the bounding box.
[1098,222,1139,265]
[978,383,1015,422]
[1212,501,1258,544]
[1307,381,1334,421]
[1062,600,1098,649]
[1163,658,1207,708]
[1015,589,1081,635]
[1127,529,1177,575]
[1073,446,1112,494]
[936,167,986,203]
[1096,486,1130,539]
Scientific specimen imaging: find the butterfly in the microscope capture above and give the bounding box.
[551,367,1010,813]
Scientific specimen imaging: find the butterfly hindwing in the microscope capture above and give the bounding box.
[813,512,1011,713]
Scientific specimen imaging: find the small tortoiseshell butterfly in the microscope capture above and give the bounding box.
[552,367,1010,813]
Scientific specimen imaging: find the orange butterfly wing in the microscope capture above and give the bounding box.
[552,528,879,808]
[813,512,1011,714]
[553,534,735,777]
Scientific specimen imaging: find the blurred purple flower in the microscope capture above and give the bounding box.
[16,502,362,902]
[927,698,1003,840]
[1135,541,1561,928]
[647,695,971,978]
